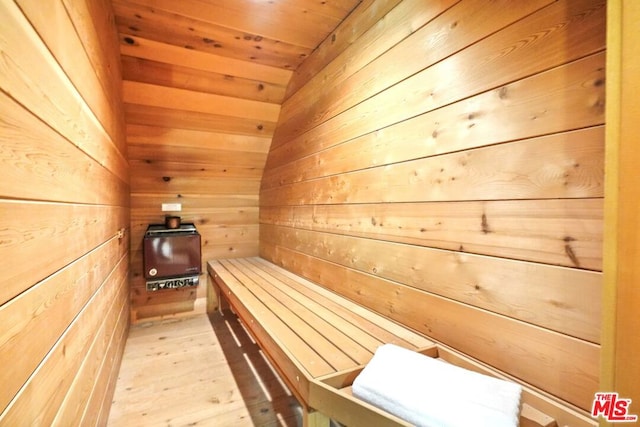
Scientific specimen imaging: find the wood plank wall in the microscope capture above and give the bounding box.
[0,0,129,425]
[260,0,605,413]
[116,4,291,321]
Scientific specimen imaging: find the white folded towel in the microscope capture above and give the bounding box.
[352,344,522,427]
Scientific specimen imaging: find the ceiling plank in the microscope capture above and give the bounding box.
[113,0,311,69]
[122,81,281,122]
[113,0,360,49]
[121,56,287,104]
[119,34,292,85]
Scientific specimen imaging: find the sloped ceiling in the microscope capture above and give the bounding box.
[113,0,362,138]
[113,0,361,74]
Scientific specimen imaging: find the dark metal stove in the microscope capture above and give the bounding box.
[143,223,201,291]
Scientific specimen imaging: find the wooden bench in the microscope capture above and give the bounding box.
[208,257,595,427]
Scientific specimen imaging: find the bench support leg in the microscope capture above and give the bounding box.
[208,274,230,312]
[303,408,330,427]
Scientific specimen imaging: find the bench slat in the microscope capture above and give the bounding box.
[245,258,396,352]
[251,257,433,349]
[220,259,356,372]
[211,260,335,378]
[231,258,375,365]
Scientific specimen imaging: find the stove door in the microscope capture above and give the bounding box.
[143,233,201,279]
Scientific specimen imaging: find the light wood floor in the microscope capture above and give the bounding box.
[107,311,302,426]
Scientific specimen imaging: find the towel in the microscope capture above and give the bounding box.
[352,344,522,427]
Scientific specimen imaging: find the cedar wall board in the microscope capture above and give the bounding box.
[126,114,268,320]
[0,0,129,424]
[260,0,605,415]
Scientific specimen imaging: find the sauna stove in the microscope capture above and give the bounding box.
[143,223,201,291]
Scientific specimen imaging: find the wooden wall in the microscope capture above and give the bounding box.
[260,0,605,414]
[0,0,129,425]
[116,5,291,321]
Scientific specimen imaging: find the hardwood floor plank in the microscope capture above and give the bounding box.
[108,313,301,426]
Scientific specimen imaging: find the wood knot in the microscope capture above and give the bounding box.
[162,176,171,182]
[591,97,605,112]
[565,244,580,267]
[481,213,491,234]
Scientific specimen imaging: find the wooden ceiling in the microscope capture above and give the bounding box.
[113,0,363,159]
[113,0,362,73]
